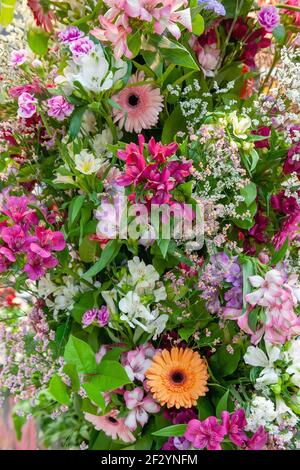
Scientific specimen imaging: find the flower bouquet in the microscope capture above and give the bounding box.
[1,0,300,451]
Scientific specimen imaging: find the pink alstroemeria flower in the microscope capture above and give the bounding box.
[124,387,160,431]
[154,1,192,40]
[122,349,152,382]
[245,270,285,307]
[91,14,132,59]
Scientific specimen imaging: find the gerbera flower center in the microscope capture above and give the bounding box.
[170,370,186,385]
[128,94,140,107]
[107,416,118,425]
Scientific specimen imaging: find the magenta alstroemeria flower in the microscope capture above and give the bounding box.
[221,410,248,447]
[29,226,66,259]
[1,225,33,253]
[185,417,226,450]
[24,252,58,280]
[246,426,268,450]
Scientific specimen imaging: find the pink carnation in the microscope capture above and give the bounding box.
[47,95,74,121]
[18,92,37,119]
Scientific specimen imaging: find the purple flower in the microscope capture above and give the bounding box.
[221,410,248,447]
[18,92,37,118]
[97,305,110,327]
[82,308,98,328]
[185,417,226,450]
[69,37,95,58]
[198,0,226,16]
[47,96,74,121]
[258,6,280,32]
[224,286,243,309]
[58,26,84,44]
[10,49,28,67]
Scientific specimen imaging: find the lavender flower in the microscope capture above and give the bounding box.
[97,306,110,327]
[258,6,280,32]
[198,0,226,16]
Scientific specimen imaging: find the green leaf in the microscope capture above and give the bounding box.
[63,364,80,392]
[273,24,286,44]
[64,335,97,374]
[82,239,121,279]
[242,258,255,310]
[152,424,187,437]
[0,0,17,27]
[216,390,229,418]
[83,383,105,410]
[91,360,131,392]
[158,239,170,258]
[178,326,195,342]
[150,36,199,70]
[127,31,141,58]
[240,183,257,207]
[192,14,204,35]
[69,195,85,227]
[162,105,186,144]
[48,374,70,405]
[71,291,95,322]
[271,236,289,264]
[209,345,241,377]
[27,28,49,56]
[69,106,87,141]
[79,235,97,263]
[198,396,214,420]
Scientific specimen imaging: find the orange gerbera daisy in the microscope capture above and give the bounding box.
[146,347,208,409]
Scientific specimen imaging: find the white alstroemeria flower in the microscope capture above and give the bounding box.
[93,127,114,154]
[74,149,103,174]
[119,291,155,330]
[229,111,251,139]
[101,289,118,315]
[148,309,169,340]
[275,397,299,427]
[37,274,58,298]
[56,45,127,94]
[285,338,300,387]
[244,343,281,385]
[128,257,159,293]
[154,286,167,302]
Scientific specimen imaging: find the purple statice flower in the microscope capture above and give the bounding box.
[17,92,37,118]
[97,306,110,327]
[69,37,95,58]
[82,308,98,328]
[198,0,226,16]
[258,6,280,32]
[58,26,84,44]
[47,96,74,121]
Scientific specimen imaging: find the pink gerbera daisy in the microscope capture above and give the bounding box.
[112,72,163,133]
[27,0,55,33]
[84,410,135,443]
